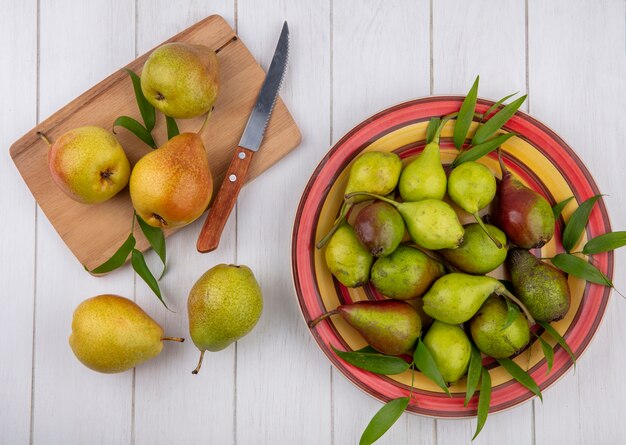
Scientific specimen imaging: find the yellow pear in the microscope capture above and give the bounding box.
[129,133,213,228]
[140,42,219,119]
[69,295,183,374]
[47,126,130,203]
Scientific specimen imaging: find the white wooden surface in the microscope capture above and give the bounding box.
[1,1,625,444]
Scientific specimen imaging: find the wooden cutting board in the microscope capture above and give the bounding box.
[10,15,301,271]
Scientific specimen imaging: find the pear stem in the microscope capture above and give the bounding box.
[316,201,353,249]
[161,337,185,342]
[192,350,206,375]
[198,107,214,135]
[472,212,503,249]
[308,309,340,328]
[497,148,510,178]
[37,131,52,146]
[344,192,397,208]
[497,288,536,326]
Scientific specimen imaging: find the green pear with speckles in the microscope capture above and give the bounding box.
[325,223,374,287]
[344,151,402,203]
[398,142,447,202]
[423,321,471,384]
[439,223,507,274]
[188,264,263,374]
[469,296,530,358]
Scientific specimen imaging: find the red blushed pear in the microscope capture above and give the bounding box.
[309,300,422,356]
[494,150,555,249]
[130,133,213,228]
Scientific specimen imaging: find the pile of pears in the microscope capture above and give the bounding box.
[315,141,570,385]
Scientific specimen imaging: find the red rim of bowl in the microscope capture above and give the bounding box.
[291,96,613,418]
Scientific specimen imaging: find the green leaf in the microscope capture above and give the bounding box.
[425,117,441,144]
[113,116,157,149]
[131,248,167,308]
[452,133,515,167]
[582,231,626,255]
[125,69,156,131]
[502,297,521,330]
[471,95,527,145]
[472,367,491,440]
[166,115,180,140]
[355,345,379,354]
[562,194,603,252]
[413,339,451,396]
[551,253,612,286]
[482,92,519,121]
[454,76,479,149]
[359,397,409,445]
[497,358,542,401]
[88,233,136,274]
[136,215,166,279]
[534,334,555,375]
[331,345,411,375]
[464,345,483,407]
[552,196,574,219]
[537,320,576,368]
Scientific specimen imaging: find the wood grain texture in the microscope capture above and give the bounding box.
[132,4,237,444]
[332,1,433,443]
[10,14,300,271]
[0,1,36,443]
[31,1,136,443]
[529,1,626,444]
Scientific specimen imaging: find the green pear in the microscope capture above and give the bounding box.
[69,295,183,373]
[344,151,402,203]
[353,201,405,256]
[507,248,571,322]
[448,161,501,247]
[46,126,130,204]
[309,300,422,355]
[398,142,447,201]
[188,264,263,374]
[130,133,213,228]
[469,296,530,359]
[325,223,374,287]
[141,42,220,119]
[439,223,507,274]
[422,273,535,325]
[423,321,471,384]
[370,245,445,300]
[345,192,464,250]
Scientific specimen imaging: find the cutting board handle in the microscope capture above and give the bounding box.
[197,146,254,252]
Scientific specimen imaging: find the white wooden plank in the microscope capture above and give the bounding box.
[32,1,136,444]
[529,1,626,443]
[0,1,37,444]
[332,1,433,444]
[133,4,237,444]
[235,1,333,443]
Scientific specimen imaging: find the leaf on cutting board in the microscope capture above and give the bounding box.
[113,116,157,149]
[537,320,576,369]
[561,194,603,252]
[331,345,411,375]
[359,397,410,445]
[166,115,180,140]
[471,95,527,146]
[472,367,491,440]
[534,334,555,375]
[464,344,483,407]
[552,196,574,219]
[87,233,136,274]
[497,358,542,401]
[131,248,167,308]
[125,68,156,132]
[413,339,451,396]
[454,75,479,149]
[452,133,515,167]
[136,214,166,279]
[550,253,612,286]
[582,231,626,255]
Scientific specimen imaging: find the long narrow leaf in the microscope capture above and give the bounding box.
[551,253,612,286]
[552,196,574,219]
[166,115,180,140]
[113,116,156,148]
[125,69,156,131]
[131,249,166,308]
[452,133,515,167]
[583,231,626,255]
[472,95,527,145]
[535,334,555,375]
[502,297,521,330]
[359,397,409,445]
[464,345,483,406]
[425,117,441,144]
[561,195,603,252]
[136,215,166,279]
[414,339,451,396]
[454,76,479,149]
[538,320,576,368]
[88,233,136,274]
[482,92,518,121]
[331,345,411,375]
[497,358,542,401]
[472,367,491,440]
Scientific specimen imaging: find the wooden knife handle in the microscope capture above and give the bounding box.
[197,146,254,253]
